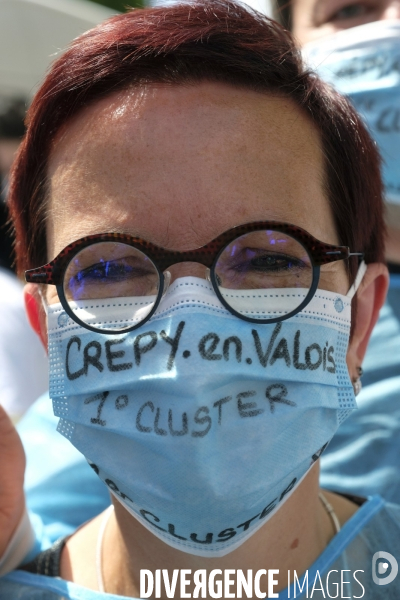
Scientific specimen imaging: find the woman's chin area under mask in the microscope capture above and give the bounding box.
[59,466,358,598]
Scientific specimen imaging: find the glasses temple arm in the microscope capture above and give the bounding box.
[348,252,364,258]
[25,267,56,285]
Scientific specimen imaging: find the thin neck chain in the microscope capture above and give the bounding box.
[319,491,341,534]
[96,496,340,593]
[96,504,114,593]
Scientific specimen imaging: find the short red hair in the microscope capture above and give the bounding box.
[9,0,385,277]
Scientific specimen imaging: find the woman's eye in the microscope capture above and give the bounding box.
[329,2,369,21]
[250,254,302,271]
[74,260,149,283]
[251,255,290,270]
[230,251,305,273]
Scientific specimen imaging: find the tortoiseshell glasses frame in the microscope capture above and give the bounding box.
[25,221,364,334]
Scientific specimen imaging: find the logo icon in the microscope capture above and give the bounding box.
[372,551,398,585]
[334,297,344,313]
[58,312,70,327]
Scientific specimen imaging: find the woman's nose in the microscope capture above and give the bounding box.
[166,262,210,284]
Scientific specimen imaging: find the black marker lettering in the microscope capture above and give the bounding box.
[160,321,185,370]
[377,108,391,132]
[305,343,322,370]
[136,401,154,433]
[168,409,188,436]
[119,491,133,502]
[293,330,307,370]
[154,407,167,436]
[140,510,168,533]
[88,462,99,475]
[327,346,336,373]
[105,478,119,492]
[265,384,296,413]
[393,57,400,76]
[252,323,281,367]
[66,336,85,380]
[323,344,327,370]
[133,331,157,366]
[83,341,104,374]
[190,533,213,544]
[237,514,260,531]
[192,406,212,437]
[105,338,132,372]
[168,524,187,540]
[115,395,128,410]
[198,333,222,360]
[279,478,297,501]
[336,54,388,79]
[217,528,237,542]
[213,396,232,425]
[270,337,291,367]
[105,478,133,502]
[355,97,375,112]
[223,336,242,362]
[311,441,329,463]
[84,391,110,426]
[237,391,264,418]
[259,499,278,519]
[376,107,400,133]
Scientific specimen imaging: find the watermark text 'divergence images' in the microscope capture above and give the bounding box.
[140,568,366,598]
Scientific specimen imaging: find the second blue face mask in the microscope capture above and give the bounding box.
[303,20,400,227]
[47,276,356,556]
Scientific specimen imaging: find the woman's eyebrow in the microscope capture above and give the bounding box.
[78,227,144,238]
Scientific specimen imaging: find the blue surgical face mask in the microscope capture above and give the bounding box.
[303,20,400,228]
[47,274,361,556]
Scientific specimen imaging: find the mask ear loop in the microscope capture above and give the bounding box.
[346,260,367,299]
[346,260,367,396]
[37,285,49,314]
[161,271,172,298]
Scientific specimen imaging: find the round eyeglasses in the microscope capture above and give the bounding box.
[25,221,363,334]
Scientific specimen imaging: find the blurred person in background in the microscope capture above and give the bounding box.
[0,98,47,422]
[274,0,400,502]
[0,2,397,597]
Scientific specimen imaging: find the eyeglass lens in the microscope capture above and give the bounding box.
[214,230,313,320]
[63,242,160,331]
[62,231,314,332]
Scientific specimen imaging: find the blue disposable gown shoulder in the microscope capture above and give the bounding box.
[1,496,400,598]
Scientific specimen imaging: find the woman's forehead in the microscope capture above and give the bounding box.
[46,82,337,259]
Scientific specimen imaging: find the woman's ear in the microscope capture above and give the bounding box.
[24,283,48,351]
[346,263,389,379]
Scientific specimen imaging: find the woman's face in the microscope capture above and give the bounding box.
[46,81,348,297]
[292,0,400,44]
